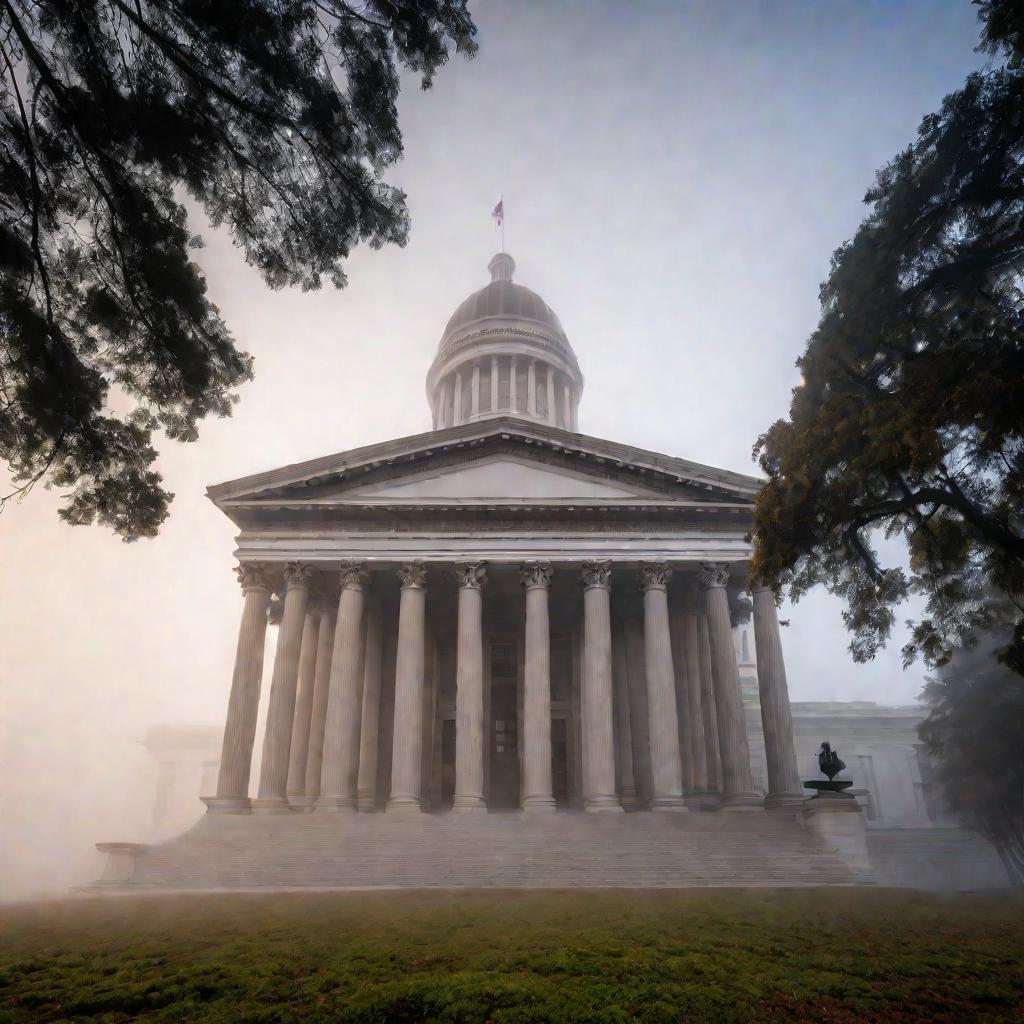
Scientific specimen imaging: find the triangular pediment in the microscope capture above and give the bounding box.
[331,454,668,502]
[208,417,762,512]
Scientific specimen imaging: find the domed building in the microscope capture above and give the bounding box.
[96,254,879,891]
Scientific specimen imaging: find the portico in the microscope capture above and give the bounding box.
[204,423,801,819]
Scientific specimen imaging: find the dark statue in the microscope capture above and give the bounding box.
[803,741,855,799]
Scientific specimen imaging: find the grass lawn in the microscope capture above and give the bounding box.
[0,888,1022,1023]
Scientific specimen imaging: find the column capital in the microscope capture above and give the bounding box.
[639,563,672,592]
[338,561,369,591]
[580,560,612,590]
[454,561,487,589]
[283,562,316,591]
[520,560,553,590]
[398,562,428,590]
[750,582,775,597]
[698,562,730,590]
[235,563,271,594]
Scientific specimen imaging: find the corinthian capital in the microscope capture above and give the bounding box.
[520,561,553,590]
[698,562,730,590]
[283,562,316,591]
[338,561,369,591]
[235,563,270,594]
[580,560,612,590]
[398,562,428,590]
[455,562,487,589]
[639,563,672,591]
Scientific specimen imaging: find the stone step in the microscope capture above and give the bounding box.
[110,811,858,890]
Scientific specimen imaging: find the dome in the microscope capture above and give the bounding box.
[427,254,584,432]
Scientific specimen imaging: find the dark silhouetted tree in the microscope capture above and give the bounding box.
[752,0,1024,674]
[919,625,1024,885]
[0,0,476,538]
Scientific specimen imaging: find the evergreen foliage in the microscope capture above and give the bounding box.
[753,0,1024,673]
[920,629,1024,885]
[0,0,476,538]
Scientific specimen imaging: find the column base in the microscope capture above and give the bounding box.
[719,792,765,813]
[356,793,379,812]
[522,795,557,813]
[764,791,806,814]
[584,795,625,813]
[314,797,357,814]
[289,795,317,812]
[650,796,690,812]
[453,795,487,811]
[386,796,422,814]
[201,796,251,815]
[250,798,294,815]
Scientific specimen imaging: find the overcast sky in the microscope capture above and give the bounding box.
[0,0,987,897]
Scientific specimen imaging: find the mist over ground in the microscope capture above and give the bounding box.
[0,0,985,900]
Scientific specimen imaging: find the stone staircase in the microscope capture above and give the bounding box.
[866,827,1011,890]
[116,810,858,891]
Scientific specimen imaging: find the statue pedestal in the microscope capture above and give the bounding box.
[94,842,146,886]
[802,794,872,877]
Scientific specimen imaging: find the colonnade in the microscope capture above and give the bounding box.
[206,560,802,815]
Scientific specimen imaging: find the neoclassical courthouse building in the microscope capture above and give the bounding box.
[98,254,1008,890]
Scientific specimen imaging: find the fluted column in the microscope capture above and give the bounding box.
[752,586,803,810]
[317,563,368,812]
[453,370,463,425]
[356,600,384,810]
[388,563,428,810]
[696,607,721,794]
[254,562,315,813]
[546,368,556,426]
[699,563,761,810]
[207,564,272,813]
[471,363,481,418]
[303,598,338,802]
[522,561,556,811]
[490,355,499,412]
[285,602,322,804]
[510,356,518,411]
[454,562,487,811]
[679,602,709,801]
[581,561,623,811]
[640,565,687,810]
[527,360,537,416]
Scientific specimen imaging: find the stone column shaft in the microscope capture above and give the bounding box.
[255,563,314,812]
[640,566,687,810]
[356,601,384,810]
[285,606,321,801]
[303,602,337,800]
[209,565,271,812]
[471,363,481,418]
[528,360,537,416]
[454,563,487,810]
[388,563,428,809]
[752,586,803,809]
[317,564,368,811]
[700,563,761,810]
[522,562,555,810]
[491,355,499,412]
[453,371,463,424]
[510,356,518,410]
[680,608,708,795]
[696,608,721,792]
[546,368,556,426]
[581,561,623,811]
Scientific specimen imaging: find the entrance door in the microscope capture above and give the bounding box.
[489,640,520,808]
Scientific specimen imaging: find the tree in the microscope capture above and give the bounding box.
[0,0,476,539]
[752,0,1024,674]
[919,628,1024,885]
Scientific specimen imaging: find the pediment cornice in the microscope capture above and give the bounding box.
[207,418,762,510]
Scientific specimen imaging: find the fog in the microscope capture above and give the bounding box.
[0,0,985,900]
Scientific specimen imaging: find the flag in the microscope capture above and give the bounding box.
[491,198,503,226]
